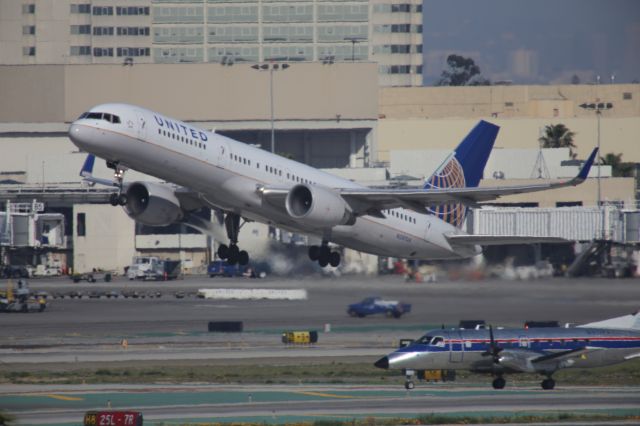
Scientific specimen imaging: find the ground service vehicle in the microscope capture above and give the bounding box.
[84,410,143,426]
[127,256,160,280]
[282,330,318,344]
[347,297,411,318]
[207,260,246,277]
[143,259,181,281]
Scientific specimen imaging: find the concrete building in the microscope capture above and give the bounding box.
[0,0,423,86]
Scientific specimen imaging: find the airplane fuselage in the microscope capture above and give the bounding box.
[385,327,640,373]
[69,103,479,260]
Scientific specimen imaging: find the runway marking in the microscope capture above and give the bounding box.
[294,391,355,399]
[44,394,84,401]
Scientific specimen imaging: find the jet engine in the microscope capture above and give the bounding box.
[124,182,184,226]
[285,184,355,228]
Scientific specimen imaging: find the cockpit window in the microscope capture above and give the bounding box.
[431,336,445,347]
[80,112,121,124]
[416,335,433,344]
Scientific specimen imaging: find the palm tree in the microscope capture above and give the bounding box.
[538,124,577,159]
[600,152,635,177]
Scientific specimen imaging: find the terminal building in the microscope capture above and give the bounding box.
[0,61,639,275]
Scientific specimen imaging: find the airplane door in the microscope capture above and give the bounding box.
[217,141,229,168]
[136,111,147,140]
[449,331,464,362]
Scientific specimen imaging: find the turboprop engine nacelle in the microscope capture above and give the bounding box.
[125,182,184,226]
[285,184,355,228]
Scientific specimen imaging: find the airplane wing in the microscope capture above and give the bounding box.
[497,346,602,373]
[259,148,597,218]
[446,235,568,246]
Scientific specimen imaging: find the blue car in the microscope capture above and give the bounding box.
[347,297,411,318]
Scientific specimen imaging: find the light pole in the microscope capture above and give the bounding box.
[251,63,290,153]
[344,37,364,61]
[579,101,613,208]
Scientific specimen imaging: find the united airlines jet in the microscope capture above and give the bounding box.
[69,103,596,267]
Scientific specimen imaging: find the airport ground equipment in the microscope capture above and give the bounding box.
[143,259,181,281]
[281,330,318,344]
[347,296,411,318]
[207,260,246,277]
[0,279,46,312]
[72,271,113,283]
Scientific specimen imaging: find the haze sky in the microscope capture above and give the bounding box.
[422,0,640,85]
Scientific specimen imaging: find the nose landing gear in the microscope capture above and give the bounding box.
[107,161,128,206]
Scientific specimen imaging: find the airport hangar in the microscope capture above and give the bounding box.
[0,63,638,275]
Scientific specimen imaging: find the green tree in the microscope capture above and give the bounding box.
[600,152,635,177]
[436,54,490,86]
[538,124,577,159]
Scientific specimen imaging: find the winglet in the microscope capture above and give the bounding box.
[574,148,598,184]
[80,154,96,178]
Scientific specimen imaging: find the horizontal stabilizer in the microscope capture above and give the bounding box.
[578,311,640,330]
[446,234,568,246]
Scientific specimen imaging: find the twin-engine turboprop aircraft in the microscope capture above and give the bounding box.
[69,103,596,267]
[375,311,640,390]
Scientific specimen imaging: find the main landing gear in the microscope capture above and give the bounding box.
[107,161,128,206]
[541,376,556,390]
[308,241,340,267]
[492,375,506,389]
[216,213,249,266]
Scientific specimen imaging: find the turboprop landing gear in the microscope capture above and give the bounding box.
[107,161,128,206]
[541,376,556,390]
[308,241,340,267]
[492,376,506,389]
[404,369,415,390]
[217,213,249,266]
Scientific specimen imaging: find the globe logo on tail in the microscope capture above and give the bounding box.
[424,156,467,228]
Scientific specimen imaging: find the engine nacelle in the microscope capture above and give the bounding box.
[285,184,355,228]
[124,182,183,226]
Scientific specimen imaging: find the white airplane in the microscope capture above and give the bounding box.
[69,103,597,267]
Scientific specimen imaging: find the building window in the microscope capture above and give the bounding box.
[71,25,91,35]
[22,46,36,56]
[93,27,114,36]
[70,46,91,56]
[117,6,150,16]
[117,27,150,36]
[623,92,632,100]
[117,47,150,57]
[22,4,35,14]
[93,6,113,16]
[93,47,114,57]
[22,26,35,35]
[76,213,86,237]
[70,4,90,14]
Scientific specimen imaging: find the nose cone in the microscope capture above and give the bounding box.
[68,122,85,148]
[374,356,389,369]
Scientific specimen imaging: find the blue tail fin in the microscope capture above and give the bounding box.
[424,120,499,227]
[80,154,96,178]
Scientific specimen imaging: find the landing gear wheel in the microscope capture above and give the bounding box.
[328,251,341,267]
[109,193,119,206]
[238,250,249,266]
[308,246,320,261]
[541,378,555,390]
[217,244,229,260]
[404,380,415,390]
[227,244,240,265]
[492,377,506,389]
[117,193,128,206]
[318,256,329,268]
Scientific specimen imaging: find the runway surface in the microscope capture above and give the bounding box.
[2,275,640,424]
[3,383,640,425]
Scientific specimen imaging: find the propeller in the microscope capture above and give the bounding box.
[482,325,503,364]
